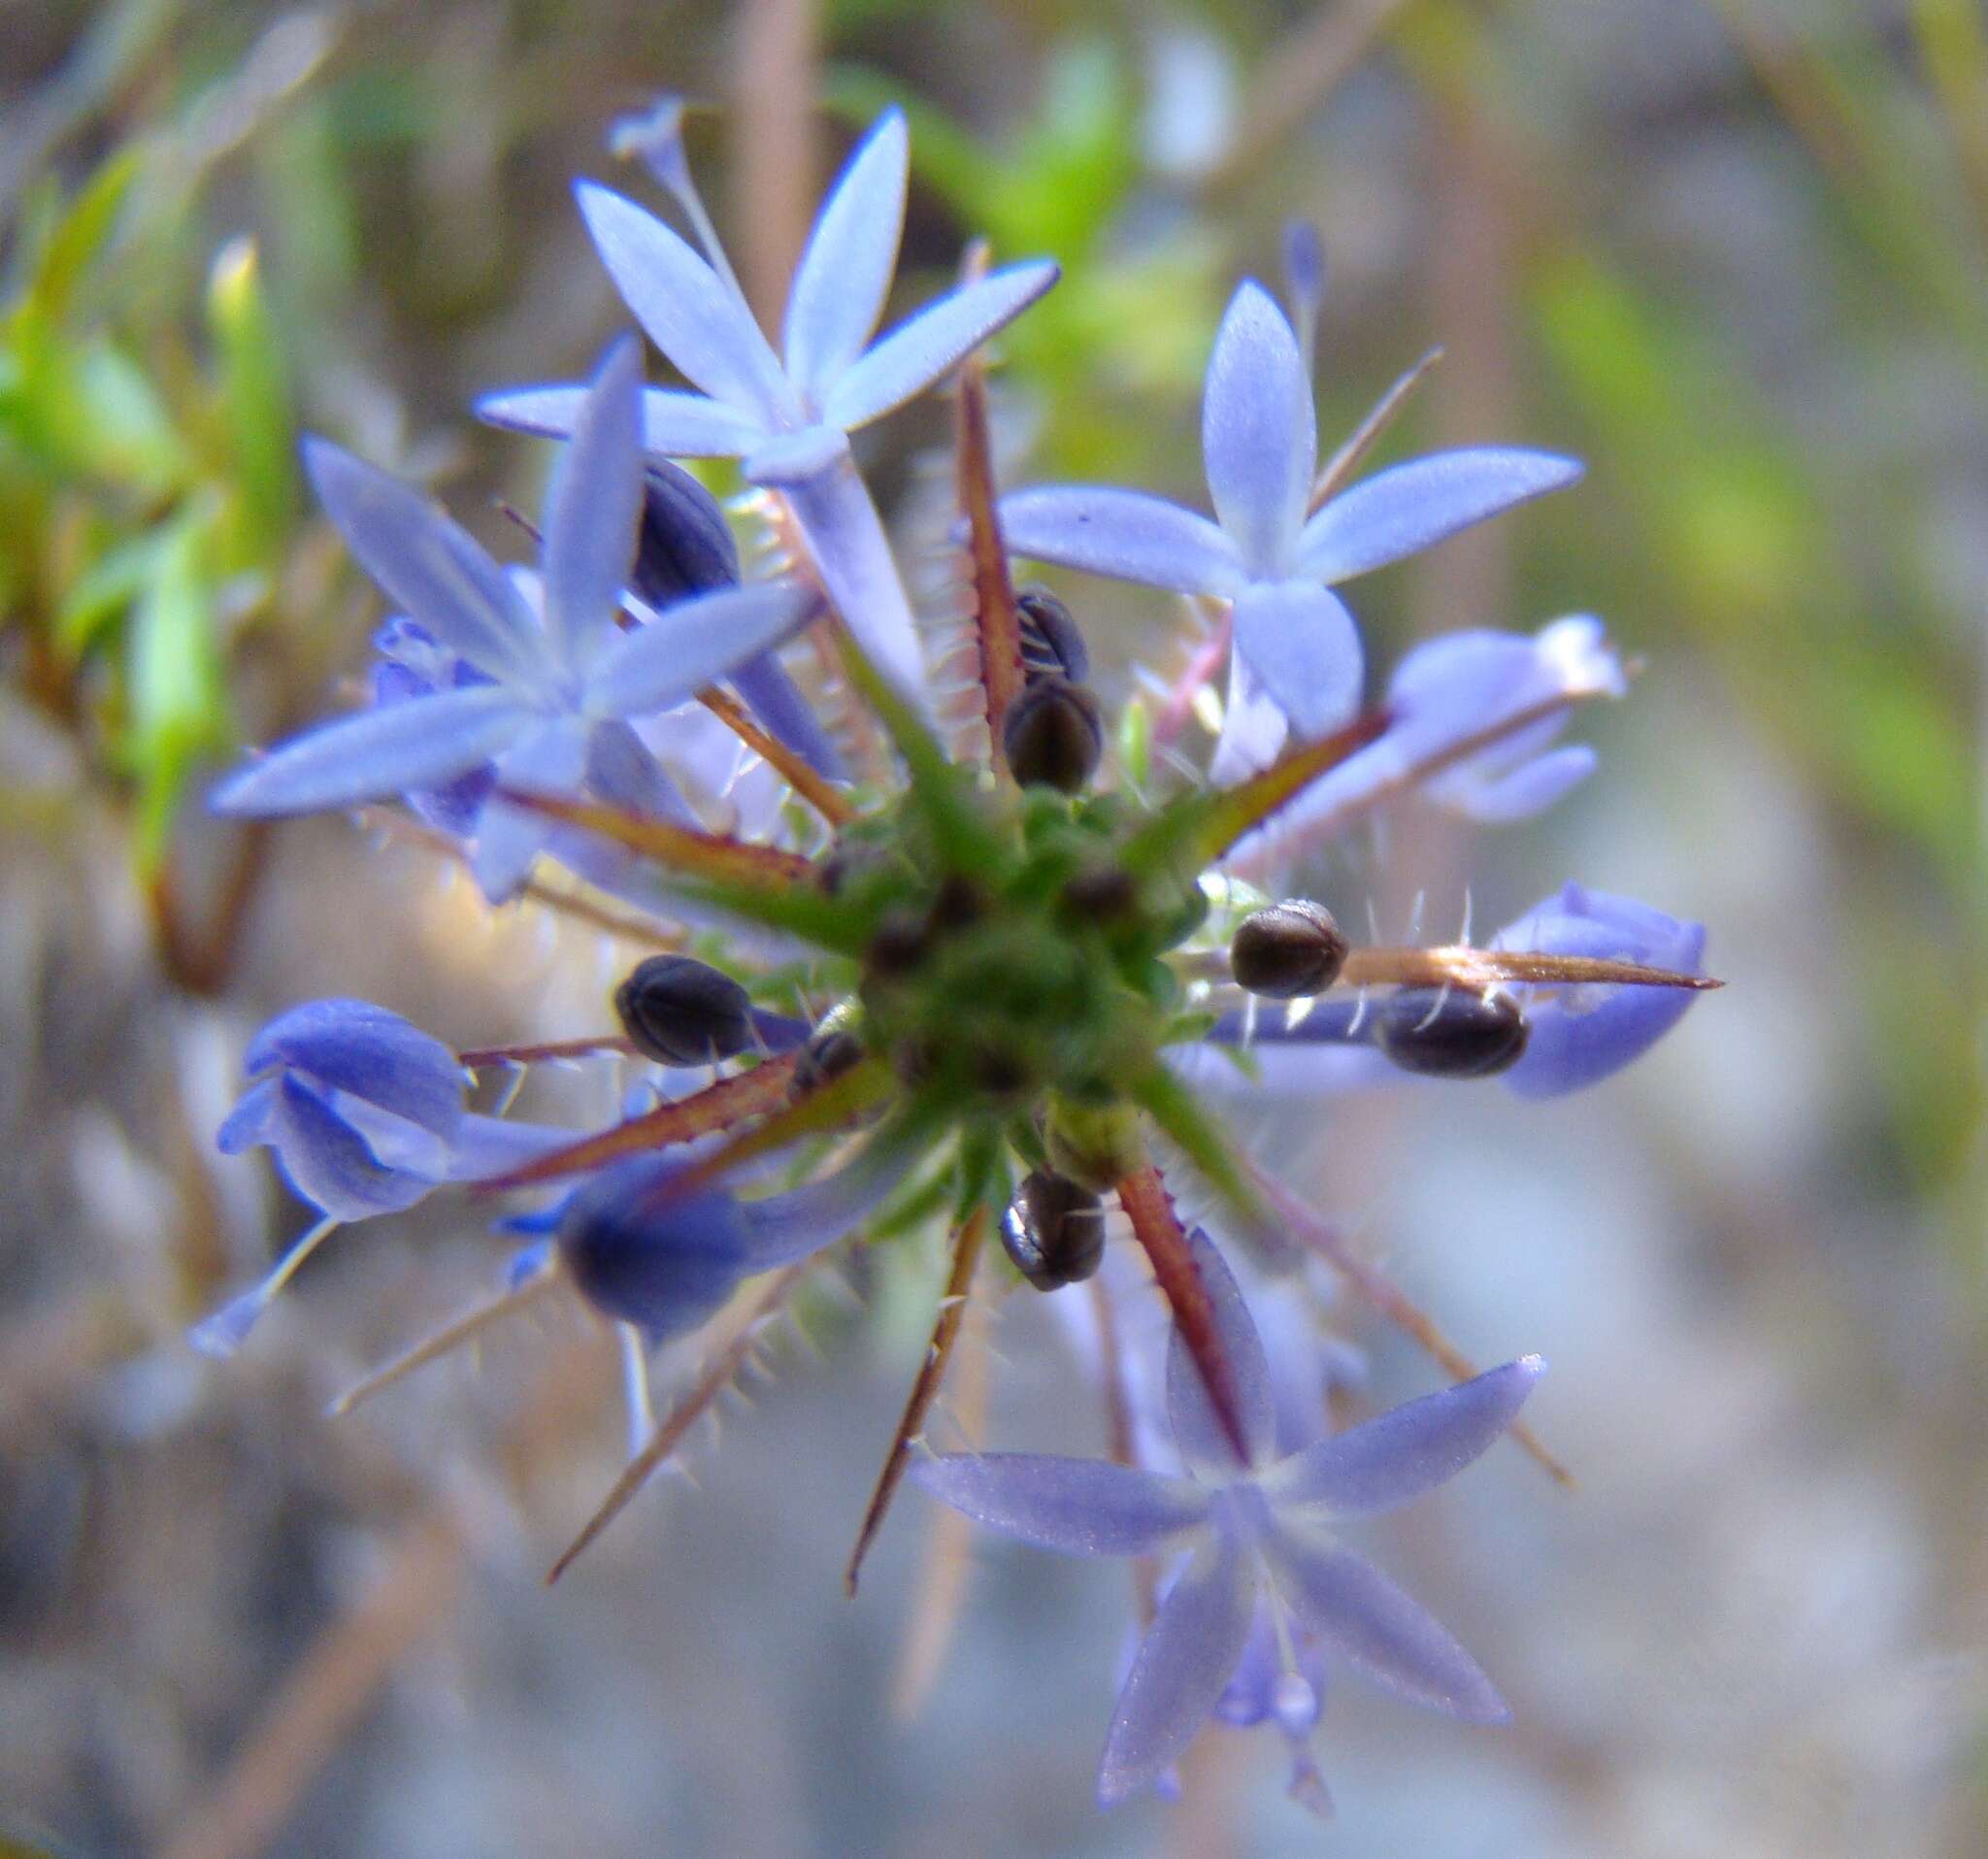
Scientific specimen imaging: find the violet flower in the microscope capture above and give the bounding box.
[196,1000,574,1356]
[1225,616,1626,880]
[212,338,815,900]
[479,103,1060,709]
[912,1228,1540,1808]
[998,281,1580,764]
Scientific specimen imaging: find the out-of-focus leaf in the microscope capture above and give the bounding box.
[126,508,229,871]
[51,527,169,658]
[18,149,140,325]
[206,236,295,564]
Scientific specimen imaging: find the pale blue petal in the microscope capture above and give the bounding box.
[1231,579,1363,737]
[576,183,794,420]
[1497,884,1707,1100]
[444,1114,585,1182]
[211,685,536,817]
[266,1075,441,1220]
[478,384,766,459]
[1445,744,1596,823]
[215,1076,280,1154]
[585,580,813,718]
[759,442,931,714]
[541,337,645,666]
[783,110,908,402]
[243,999,463,1139]
[1098,1535,1254,1805]
[998,485,1241,595]
[1266,1357,1543,1516]
[1297,448,1582,583]
[470,718,590,902]
[1208,653,1288,785]
[1268,1528,1508,1721]
[736,1126,926,1267]
[730,652,847,780]
[822,260,1059,432]
[1163,1226,1278,1475]
[583,716,695,826]
[1202,282,1314,576]
[911,1454,1208,1556]
[303,441,547,685]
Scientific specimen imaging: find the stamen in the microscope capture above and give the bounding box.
[1309,345,1444,515]
[844,1208,986,1596]
[328,1264,562,1416]
[189,1213,342,1357]
[618,1322,655,1461]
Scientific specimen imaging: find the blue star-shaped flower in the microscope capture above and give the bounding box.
[912,1227,1541,1808]
[212,337,814,899]
[480,104,1060,707]
[998,280,1581,766]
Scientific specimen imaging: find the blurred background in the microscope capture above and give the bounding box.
[1,1,1982,1854]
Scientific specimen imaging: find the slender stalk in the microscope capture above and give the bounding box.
[844,1209,986,1595]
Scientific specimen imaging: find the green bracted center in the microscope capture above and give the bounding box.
[837,786,1207,1145]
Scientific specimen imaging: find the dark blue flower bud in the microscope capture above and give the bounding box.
[1230,900,1348,999]
[614,954,755,1067]
[558,1159,753,1339]
[1374,988,1528,1079]
[1015,585,1089,684]
[1003,676,1103,792]
[1000,1171,1106,1291]
[630,461,740,609]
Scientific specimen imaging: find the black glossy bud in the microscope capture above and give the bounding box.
[630,462,739,609]
[1373,987,1528,1079]
[1230,900,1349,999]
[1015,585,1090,684]
[793,1026,865,1095]
[1003,676,1103,792]
[615,954,754,1066]
[1000,1170,1106,1291]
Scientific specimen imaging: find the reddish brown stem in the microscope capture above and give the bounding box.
[548,1262,812,1582]
[844,1208,986,1595]
[698,685,855,826]
[474,1053,800,1193]
[1114,1163,1251,1465]
[457,1034,637,1069]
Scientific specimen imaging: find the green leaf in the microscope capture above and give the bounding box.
[206,236,296,565]
[127,508,231,872]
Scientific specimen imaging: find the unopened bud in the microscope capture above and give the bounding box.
[1373,987,1528,1079]
[630,462,739,610]
[615,954,754,1066]
[793,1026,865,1095]
[1003,676,1103,792]
[1230,900,1348,999]
[1015,586,1089,684]
[1000,1170,1107,1291]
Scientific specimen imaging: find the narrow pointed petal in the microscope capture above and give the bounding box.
[1098,1536,1254,1805]
[997,485,1241,595]
[478,384,765,459]
[1448,744,1596,823]
[1231,580,1363,738]
[243,1000,463,1139]
[1268,1531,1508,1721]
[585,580,813,719]
[303,441,548,685]
[541,337,644,664]
[729,651,848,780]
[1297,448,1582,583]
[1202,282,1316,575]
[1267,1357,1544,1515]
[822,260,1059,433]
[911,1454,1208,1557]
[735,1120,925,1267]
[1162,1224,1278,1475]
[576,183,793,420]
[470,718,590,902]
[784,110,908,401]
[211,684,535,817]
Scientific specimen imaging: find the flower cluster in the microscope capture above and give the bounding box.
[202,100,1713,1816]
